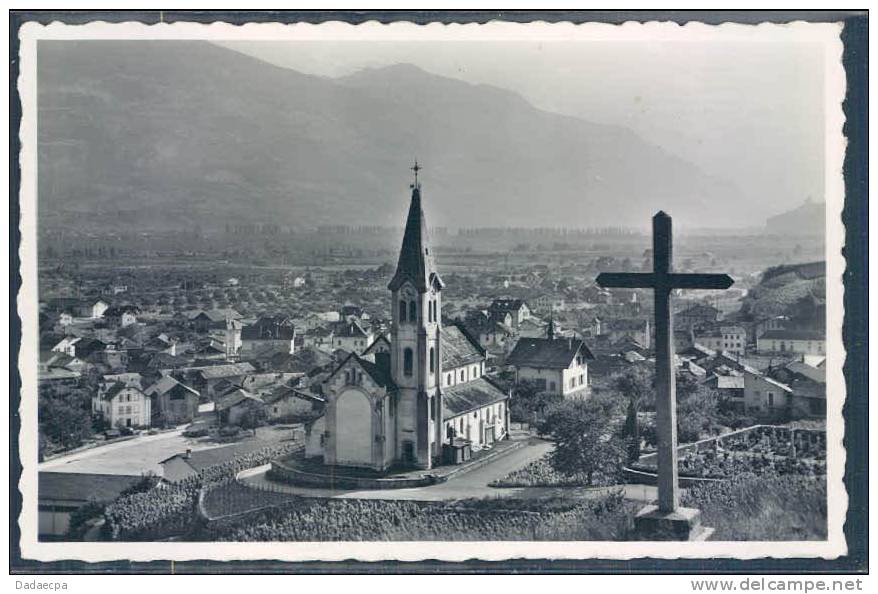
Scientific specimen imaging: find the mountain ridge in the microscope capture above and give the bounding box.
[37,40,744,233]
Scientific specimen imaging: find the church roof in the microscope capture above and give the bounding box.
[388,186,443,292]
[442,376,509,417]
[441,323,485,369]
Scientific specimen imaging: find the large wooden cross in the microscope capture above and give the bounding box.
[597,211,733,513]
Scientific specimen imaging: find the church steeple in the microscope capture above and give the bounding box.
[388,162,443,292]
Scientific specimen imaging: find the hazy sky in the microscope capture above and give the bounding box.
[218,39,826,219]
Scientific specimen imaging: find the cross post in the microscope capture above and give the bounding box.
[597,211,733,516]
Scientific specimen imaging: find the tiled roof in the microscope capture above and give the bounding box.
[784,361,826,384]
[442,376,509,417]
[194,362,255,379]
[39,472,141,504]
[214,388,263,411]
[488,298,527,312]
[160,440,277,472]
[441,323,485,369]
[333,320,369,338]
[507,337,594,370]
[760,329,825,341]
[241,316,296,341]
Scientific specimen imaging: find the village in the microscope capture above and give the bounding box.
[35,179,828,542]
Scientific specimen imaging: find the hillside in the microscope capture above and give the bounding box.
[739,261,826,323]
[38,40,742,233]
[765,200,825,236]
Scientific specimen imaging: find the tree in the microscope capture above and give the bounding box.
[611,365,653,462]
[540,397,625,486]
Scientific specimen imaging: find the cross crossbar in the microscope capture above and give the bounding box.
[596,272,733,290]
[593,211,734,515]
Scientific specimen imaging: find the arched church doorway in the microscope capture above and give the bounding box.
[335,390,372,466]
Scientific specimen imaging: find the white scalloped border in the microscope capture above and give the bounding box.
[15,18,848,563]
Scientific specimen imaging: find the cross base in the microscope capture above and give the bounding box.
[633,505,714,541]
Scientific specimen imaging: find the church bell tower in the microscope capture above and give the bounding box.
[388,161,444,469]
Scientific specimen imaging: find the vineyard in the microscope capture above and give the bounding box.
[103,441,301,540]
[204,491,635,542]
[201,480,295,519]
[682,473,827,540]
[631,426,826,480]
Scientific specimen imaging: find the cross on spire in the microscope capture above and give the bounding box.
[597,211,733,514]
[410,159,422,189]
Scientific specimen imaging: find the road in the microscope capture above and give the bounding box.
[39,425,293,476]
[239,439,658,503]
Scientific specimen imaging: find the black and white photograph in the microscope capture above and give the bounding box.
[9,11,866,573]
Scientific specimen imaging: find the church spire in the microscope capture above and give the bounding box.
[388,162,443,292]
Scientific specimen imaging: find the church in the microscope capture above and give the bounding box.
[307,171,511,472]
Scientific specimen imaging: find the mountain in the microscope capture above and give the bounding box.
[765,200,825,236]
[37,40,743,233]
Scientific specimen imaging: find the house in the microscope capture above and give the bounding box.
[240,315,296,356]
[331,320,373,354]
[159,440,279,484]
[51,336,107,360]
[515,316,548,339]
[602,318,651,350]
[182,309,243,332]
[531,293,566,315]
[694,325,747,356]
[77,299,110,320]
[754,315,789,339]
[144,375,200,426]
[262,384,325,422]
[487,298,531,328]
[675,303,721,330]
[302,325,335,352]
[703,372,745,410]
[185,362,256,400]
[38,472,141,539]
[214,387,265,426]
[742,368,793,417]
[506,324,594,398]
[103,305,139,328]
[757,329,826,356]
[339,304,365,321]
[769,361,826,418]
[93,375,152,428]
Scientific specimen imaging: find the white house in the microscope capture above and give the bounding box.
[757,329,825,356]
[694,325,747,356]
[93,376,152,428]
[506,328,594,398]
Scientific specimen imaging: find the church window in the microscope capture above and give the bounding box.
[460,370,465,382]
[409,300,417,322]
[403,348,413,377]
[447,373,452,385]
[390,396,396,417]
[399,300,407,323]
[429,347,435,373]
[430,396,435,421]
